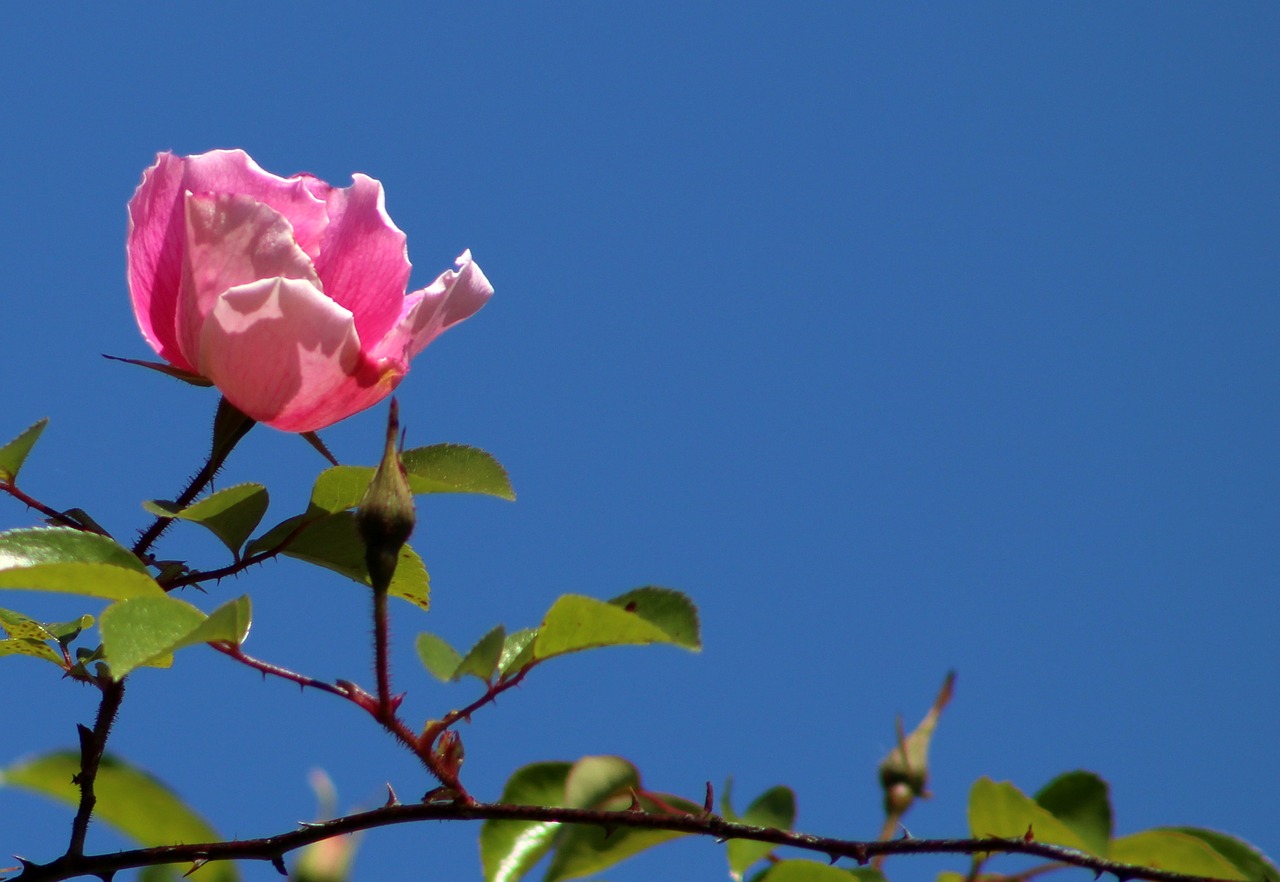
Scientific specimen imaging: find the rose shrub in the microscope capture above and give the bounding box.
[127,149,492,432]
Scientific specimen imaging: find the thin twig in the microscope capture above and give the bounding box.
[12,801,1242,882]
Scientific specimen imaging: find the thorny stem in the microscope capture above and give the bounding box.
[66,679,126,858]
[0,484,106,534]
[133,399,254,561]
[372,586,392,716]
[9,801,1242,882]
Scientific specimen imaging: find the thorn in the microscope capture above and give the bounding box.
[96,873,115,882]
[852,844,869,866]
[702,781,714,815]
[271,854,288,876]
[385,783,400,806]
[390,691,407,712]
[827,852,840,865]
[1023,824,1035,843]
[297,821,327,828]
[626,788,643,812]
[601,825,616,840]
[182,858,208,877]
[897,823,914,839]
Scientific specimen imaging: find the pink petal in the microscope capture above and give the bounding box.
[177,193,321,369]
[127,150,330,370]
[198,277,396,432]
[370,250,494,365]
[311,174,412,349]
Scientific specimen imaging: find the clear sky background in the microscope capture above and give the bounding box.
[1,4,1276,881]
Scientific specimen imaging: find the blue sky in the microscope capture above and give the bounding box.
[1,4,1276,881]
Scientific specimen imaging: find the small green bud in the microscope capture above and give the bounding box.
[356,399,416,591]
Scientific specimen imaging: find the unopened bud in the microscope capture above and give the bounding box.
[356,399,416,591]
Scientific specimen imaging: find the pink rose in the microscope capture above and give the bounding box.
[127,149,493,432]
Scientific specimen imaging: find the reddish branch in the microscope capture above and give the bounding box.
[7,801,1241,882]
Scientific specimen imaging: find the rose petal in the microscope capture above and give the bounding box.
[177,193,321,368]
[370,250,494,365]
[311,174,412,348]
[198,277,394,432]
[127,150,330,371]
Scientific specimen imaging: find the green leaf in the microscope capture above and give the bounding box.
[757,861,885,882]
[416,632,463,681]
[455,625,506,682]
[0,527,149,572]
[498,628,539,677]
[481,761,573,882]
[545,756,696,881]
[0,608,91,666]
[1111,829,1246,880]
[727,786,797,879]
[272,512,430,611]
[534,588,701,661]
[100,595,251,678]
[0,418,48,483]
[0,750,237,882]
[144,484,269,558]
[0,528,162,600]
[1033,770,1112,856]
[102,354,215,386]
[401,444,516,500]
[967,778,1092,852]
[1166,828,1279,882]
[302,444,515,517]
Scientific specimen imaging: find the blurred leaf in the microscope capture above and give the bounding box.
[1033,770,1112,856]
[757,861,885,882]
[101,595,251,678]
[546,756,696,881]
[291,770,361,882]
[273,512,429,611]
[727,786,797,879]
[455,625,506,682]
[878,671,955,818]
[498,628,538,677]
[416,632,463,681]
[1111,829,1246,880]
[0,418,47,483]
[534,588,700,660]
[144,484,269,558]
[1165,828,1279,882]
[967,778,1091,852]
[480,761,573,882]
[0,750,237,882]
[401,444,515,500]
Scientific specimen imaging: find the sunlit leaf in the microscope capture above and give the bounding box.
[101,595,251,678]
[498,628,538,677]
[454,625,506,682]
[727,785,796,879]
[1111,829,1246,880]
[0,527,148,572]
[1165,828,1279,882]
[144,484,269,558]
[545,756,696,882]
[0,418,47,483]
[1034,770,1112,856]
[416,632,463,681]
[0,561,162,600]
[0,750,237,881]
[401,444,515,500]
[480,761,572,882]
[272,512,429,611]
[967,778,1091,852]
[534,588,700,661]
